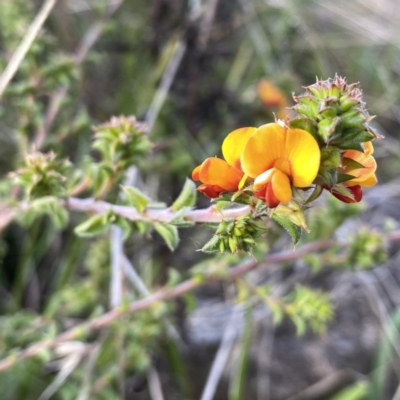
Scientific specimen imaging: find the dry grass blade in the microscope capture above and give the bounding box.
[200,310,239,400]
[0,0,58,100]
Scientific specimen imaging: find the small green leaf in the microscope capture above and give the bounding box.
[272,214,302,245]
[169,207,194,227]
[213,200,232,210]
[200,235,220,253]
[171,179,197,211]
[115,216,132,240]
[74,211,112,237]
[154,222,179,251]
[19,196,68,229]
[122,186,149,212]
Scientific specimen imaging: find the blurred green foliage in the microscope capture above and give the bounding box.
[0,0,398,399]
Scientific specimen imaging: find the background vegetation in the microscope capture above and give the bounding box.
[0,0,400,399]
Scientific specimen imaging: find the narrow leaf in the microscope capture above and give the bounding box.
[154,222,179,251]
[273,214,302,245]
[171,179,197,211]
[200,235,220,253]
[74,212,111,237]
[122,186,149,212]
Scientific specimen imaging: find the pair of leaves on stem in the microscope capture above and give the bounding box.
[74,179,197,251]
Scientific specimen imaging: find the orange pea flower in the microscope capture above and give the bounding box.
[330,141,377,203]
[241,123,321,208]
[258,79,289,120]
[192,127,256,198]
[342,141,377,187]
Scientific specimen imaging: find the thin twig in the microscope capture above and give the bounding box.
[0,0,59,100]
[63,196,252,224]
[122,255,187,350]
[147,366,165,400]
[76,341,103,400]
[110,226,123,308]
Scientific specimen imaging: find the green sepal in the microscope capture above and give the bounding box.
[337,142,363,152]
[320,146,341,169]
[215,192,253,205]
[337,173,356,184]
[122,186,149,212]
[331,184,356,201]
[154,222,179,251]
[171,179,197,211]
[288,118,321,145]
[318,104,337,119]
[272,214,302,245]
[330,129,375,147]
[317,117,341,141]
[200,235,220,253]
[292,95,318,119]
[340,108,370,128]
[230,191,253,204]
[316,165,337,187]
[305,185,323,204]
[341,157,365,170]
[339,95,360,112]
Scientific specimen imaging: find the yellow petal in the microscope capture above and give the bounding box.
[282,128,321,187]
[238,174,248,189]
[360,173,378,187]
[347,172,377,187]
[241,123,320,188]
[271,169,292,204]
[199,157,243,192]
[241,123,286,178]
[364,141,374,156]
[222,127,257,169]
[342,149,377,182]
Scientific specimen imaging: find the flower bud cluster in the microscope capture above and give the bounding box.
[291,74,379,150]
[202,213,265,254]
[10,151,71,199]
[290,75,380,204]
